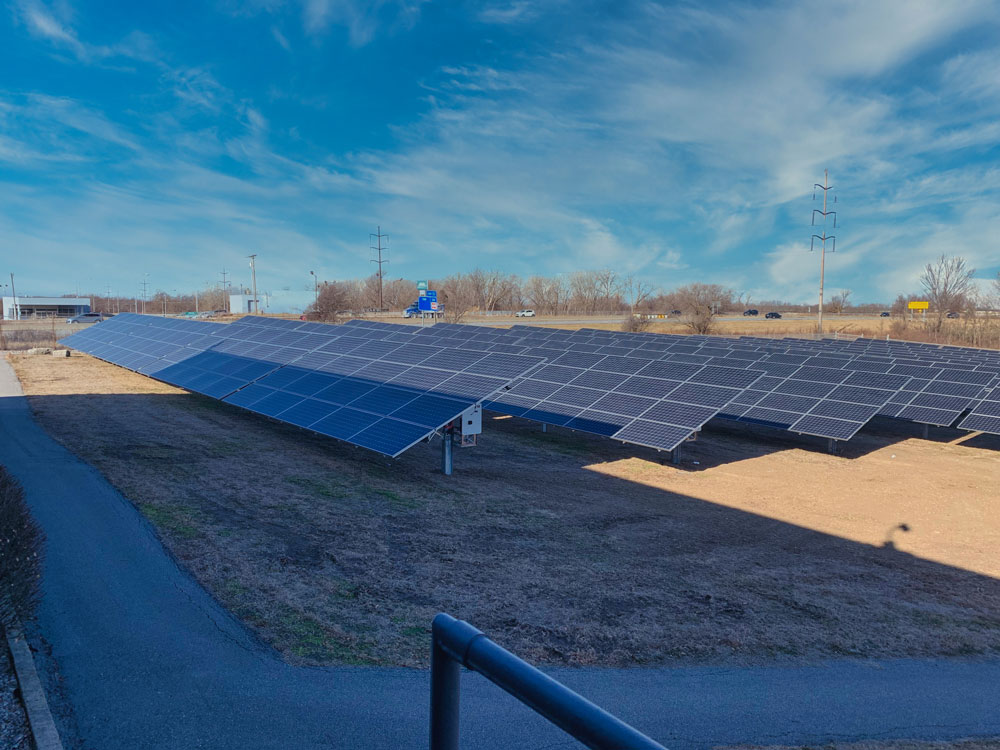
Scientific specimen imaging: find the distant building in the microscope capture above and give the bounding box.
[228,290,315,315]
[1,296,91,320]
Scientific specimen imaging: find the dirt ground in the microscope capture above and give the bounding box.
[9,352,1000,668]
[0,643,30,750]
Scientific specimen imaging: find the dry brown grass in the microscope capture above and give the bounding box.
[9,352,1000,668]
[720,739,1000,750]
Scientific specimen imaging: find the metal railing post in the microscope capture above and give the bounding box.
[430,635,461,750]
[430,613,666,750]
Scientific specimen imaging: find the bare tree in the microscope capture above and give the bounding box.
[523,275,567,315]
[594,269,622,310]
[920,255,975,330]
[828,289,852,314]
[436,273,477,323]
[622,274,656,314]
[308,281,354,321]
[382,278,418,310]
[674,283,732,334]
[469,269,520,312]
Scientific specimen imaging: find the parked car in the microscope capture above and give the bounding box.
[743,309,759,316]
[66,312,108,324]
[880,312,890,318]
[515,309,536,317]
[670,309,682,316]
[946,312,960,319]
[764,311,782,319]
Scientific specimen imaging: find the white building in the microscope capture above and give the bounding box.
[228,290,315,315]
[2,296,91,320]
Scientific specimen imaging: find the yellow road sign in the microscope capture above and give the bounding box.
[908,301,929,309]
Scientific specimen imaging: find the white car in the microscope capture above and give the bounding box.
[515,309,536,317]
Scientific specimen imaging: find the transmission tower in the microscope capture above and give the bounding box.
[810,170,837,334]
[369,226,388,311]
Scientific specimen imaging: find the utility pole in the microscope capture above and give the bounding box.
[309,270,319,309]
[811,170,837,335]
[248,255,259,314]
[369,226,388,311]
[140,274,149,315]
[9,273,18,320]
[220,268,230,313]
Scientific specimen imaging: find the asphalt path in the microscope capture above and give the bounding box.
[1,358,999,749]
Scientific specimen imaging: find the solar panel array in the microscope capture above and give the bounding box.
[375,321,999,443]
[59,314,543,457]
[61,315,1000,458]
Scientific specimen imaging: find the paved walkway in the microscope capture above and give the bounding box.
[1,358,999,749]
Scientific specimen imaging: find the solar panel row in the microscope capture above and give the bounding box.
[60,314,544,457]
[60,315,1000,458]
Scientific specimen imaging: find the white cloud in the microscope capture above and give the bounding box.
[300,0,426,45]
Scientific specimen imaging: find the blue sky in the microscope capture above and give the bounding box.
[2,0,999,303]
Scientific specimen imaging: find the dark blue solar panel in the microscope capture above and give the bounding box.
[590,392,659,417]
[613,421,692,452]
[314,377,377,405]
[250,390,304,417]
[613,376,681,399]
[350,419,434,456]
[565,411,633,436]
[640,401,718,428]
[792,415,860,441]
[547,386,604,408]
[280,399,340,428]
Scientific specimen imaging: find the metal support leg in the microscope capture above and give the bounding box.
[827,438,837,454]
[922,423,929,440]
[541,423,547,433]
[671,447,681,465]
[442,430,453,476]
[430,638,461,750]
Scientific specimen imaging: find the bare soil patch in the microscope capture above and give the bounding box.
[0,641,30,750]
[10,353,1000,668]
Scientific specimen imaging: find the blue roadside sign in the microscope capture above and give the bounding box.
[418,296,433,311]
[424,290,438,301]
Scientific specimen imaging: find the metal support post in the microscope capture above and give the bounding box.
[442,428,454,475]
[541,423,547,433]
[922,423,929,440]
[671,447,681,465]
[430,636,461,750]
[827,438,837,454]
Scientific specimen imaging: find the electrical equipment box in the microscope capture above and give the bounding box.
[456,404,482,447]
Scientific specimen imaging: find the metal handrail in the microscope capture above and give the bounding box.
[430,613,667,750]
